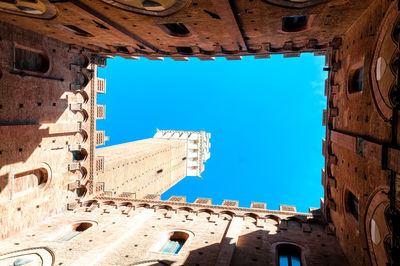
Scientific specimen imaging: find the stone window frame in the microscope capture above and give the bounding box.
[149,229,194,256]
[271,242,307,266]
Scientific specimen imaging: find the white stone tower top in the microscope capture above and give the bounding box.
[153,129,211,177]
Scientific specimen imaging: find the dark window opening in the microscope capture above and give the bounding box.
[157,169,163,174]
[282,15,309,32]
[277,244,302,266]
[72,150,86,161]
[176,46,193,54]
[75,72,89,87]
[64,25,93,37]
[115,46,129,53]
[182,157,187,161]
[158,23,190,37]
[346,191,359,221]
[93,20,109,30]
[60,222,93,241]
[349,67,363,93]
[15,47,49,73]
[161,231,189,254]
[136,43,146,50]
[203,10,220,19]
[76,185,87,197]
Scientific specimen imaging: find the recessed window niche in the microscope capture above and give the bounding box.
[282,15,309,32]
[14,46,49,73]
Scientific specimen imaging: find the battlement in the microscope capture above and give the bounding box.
[81,194,322,220]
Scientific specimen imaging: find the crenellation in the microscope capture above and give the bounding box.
[0,0,398,264]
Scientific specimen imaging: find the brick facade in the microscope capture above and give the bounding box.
[0,0,399,264]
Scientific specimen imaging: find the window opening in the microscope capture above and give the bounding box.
[176,46,193,54]
[60,222,93,241]
[349,67,363,93]
[115,46,129,53]
[93,20,109,30]
[277,244,302,266]
[14,168,48,193]
[160,231,189,254]
[347,191,359,221]
[63,25,93,37]
[203,9,220,19]
[15,47,49,73]
[158,23,190,37]
[72,150,86,161]
[282,15,309,32]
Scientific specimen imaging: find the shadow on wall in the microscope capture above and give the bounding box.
[182,222,348,266]
[0,21,93,170]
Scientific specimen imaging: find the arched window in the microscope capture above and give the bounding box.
[160,231,189,254]
[282,15,309,32]
[14,167,49,194]
[277,244,302,266]
[59,222,93,241]
[349,67,364,93]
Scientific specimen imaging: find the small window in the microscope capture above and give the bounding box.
[63,25,93,37]
[15,47,49,73]
[160,231,189,254]
[346,191,359,221]
[60,222,93,242]
[158,23,190,37]
[282,15,309,32]
[72,150,87,161]
[277,244,302,266]
[176,46,193,54]
[349,67,363,93]
[115,46,129,53]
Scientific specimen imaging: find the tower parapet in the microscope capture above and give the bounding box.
[153,130,211,177]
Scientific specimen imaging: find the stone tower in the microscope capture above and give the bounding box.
[96,130,211,198]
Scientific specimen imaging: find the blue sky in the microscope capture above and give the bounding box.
[97,54,327,213]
